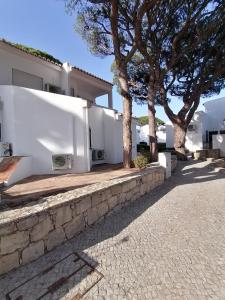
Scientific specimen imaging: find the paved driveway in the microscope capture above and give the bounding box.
[1,160,225,299]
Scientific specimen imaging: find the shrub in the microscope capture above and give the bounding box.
[137,143,150,152]
[133,155,149,169]
[139,141,147,145]
[158,143,167,152]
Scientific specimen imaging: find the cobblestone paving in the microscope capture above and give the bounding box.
[1,160,225,299]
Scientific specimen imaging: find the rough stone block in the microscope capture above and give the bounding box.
[111,184,122,196]
[118,192,126,203]
[133,186,140,195]
[122,182,130,193]
[0,222,16,236]
[140,184,147,195]
[142,175,148,183]
[30,217,53,242]
[87,207,99,225]
[107,196,118,210]
[22,240,44,265]
[54,205,72,227]
[46,228,66,251]
[148,174,154,182]
[63,215,85,239]
[92,192,103,207]
[17,215,39,231]
[122,181,136,193]
[76,196,91,214]
[97,201,109,217]
[0,230,29,255]
[125,191,133,202]
[102,189,112,202]
[0,251,19,275]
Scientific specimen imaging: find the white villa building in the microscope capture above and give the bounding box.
[137,124,166,145]
[0,39,137,185]
[166,97,225,156]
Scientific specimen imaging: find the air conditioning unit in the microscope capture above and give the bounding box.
[188,124,197,132]
[0,142,11,157]
[52,154,72,170]
[92,149,104,161]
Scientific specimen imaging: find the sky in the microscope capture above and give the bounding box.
[0,0,225,123]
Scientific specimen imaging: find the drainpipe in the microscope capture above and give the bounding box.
[84,105,91,172]
[108,91,113,109]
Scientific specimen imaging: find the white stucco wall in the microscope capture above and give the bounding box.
[138,124,166,145]
[0,85,89,175]
[0,46,61,89]
[139,124,149,144]
[88,106,106,165]
[157,127,166,143]
[213,134,225,157]
[166,124,174,148]
[204,97,225,132]
[88,106,137,165]
[185,111,205,152]
[0,42,113,106]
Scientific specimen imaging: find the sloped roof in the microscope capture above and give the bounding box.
[0,38,113,86]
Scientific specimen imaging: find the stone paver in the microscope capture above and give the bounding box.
[0,159,225,299]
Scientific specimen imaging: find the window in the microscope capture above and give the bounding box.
[12,69,43,91]
[45,83,62,94]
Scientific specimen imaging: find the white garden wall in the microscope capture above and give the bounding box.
[0,85,90,175]
[204,98,225,132]
[138,124,166,145]
[213,134,225,157]
[88,106,137,166]
[166,124,174,148]
[185,111,205,152]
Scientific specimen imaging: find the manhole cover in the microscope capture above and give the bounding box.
[6,252,103,300]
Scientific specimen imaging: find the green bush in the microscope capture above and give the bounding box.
[133,155,149,169]
[158,143,167,152]
[137,143,150,152]
[139,141,147,145]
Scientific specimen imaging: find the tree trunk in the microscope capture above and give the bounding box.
[148,88,158,162]
[118,65,132,168]
[122,94,132,168]
[174,124,187,160]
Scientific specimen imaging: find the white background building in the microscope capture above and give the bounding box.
[137,124,166,145]
[166,97,225,156]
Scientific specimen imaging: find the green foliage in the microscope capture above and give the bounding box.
[138,116,165,126]
[157,143,167,152]
[2,39,62,65]
[137,143,150,152]
[133,155,149,169]
[137,143,151,163]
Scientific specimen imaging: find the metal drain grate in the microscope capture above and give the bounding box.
[6,252,103,300]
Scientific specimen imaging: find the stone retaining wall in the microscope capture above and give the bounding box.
[194,149,220,160]
[171,156,177,172]
[0,166,164,276]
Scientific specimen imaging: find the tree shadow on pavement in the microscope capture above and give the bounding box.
[1,159,224,299]
[68,159,225,253]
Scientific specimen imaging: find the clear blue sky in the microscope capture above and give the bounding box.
[0,0,224,123]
